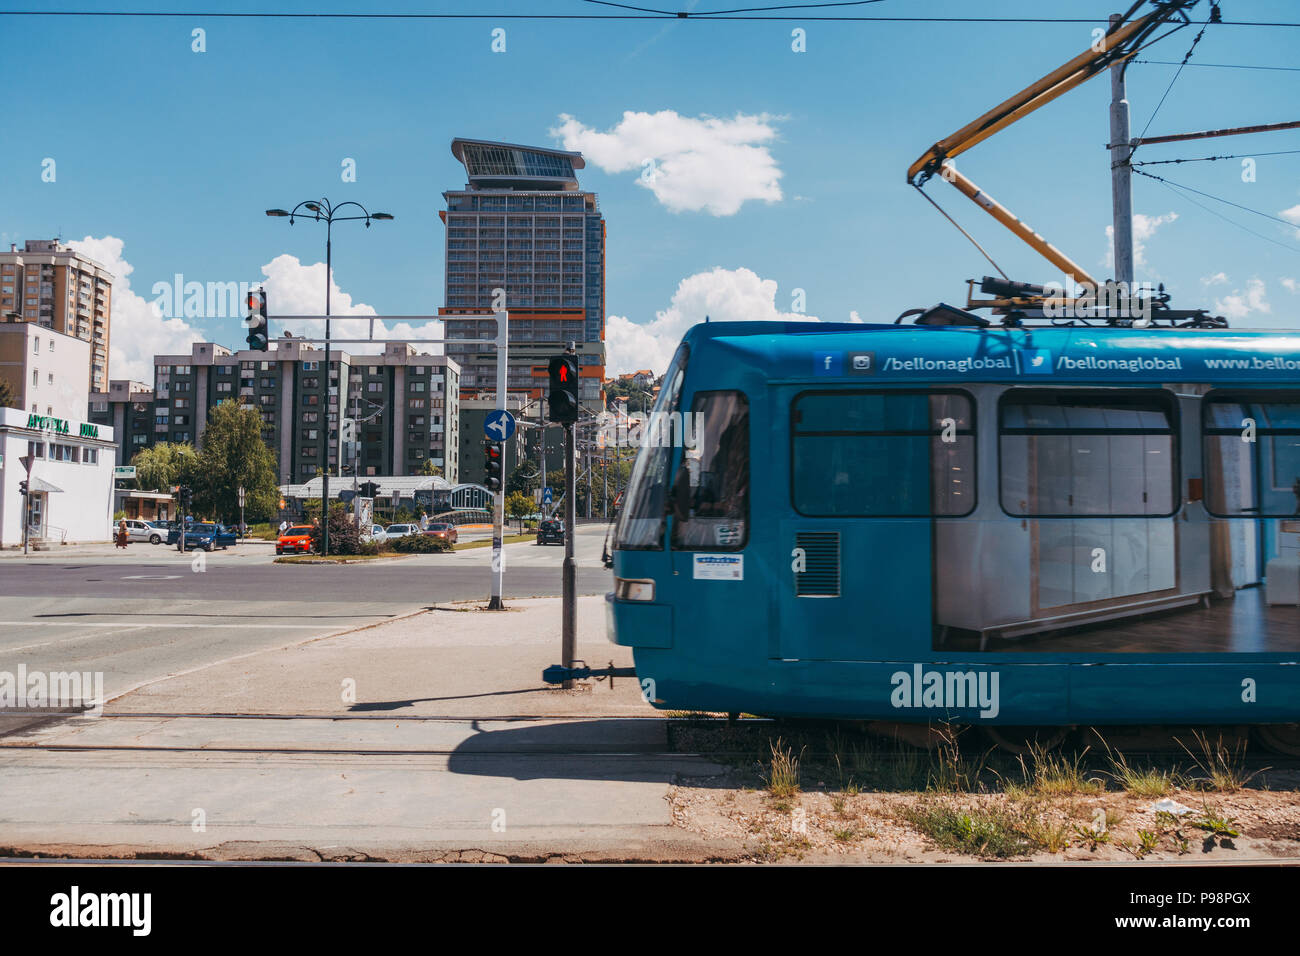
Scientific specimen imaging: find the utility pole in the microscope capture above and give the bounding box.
[562,415,577,683]
[19,453,33,556]
[488,308,508,610]
[1109,12,1135,288]
[584,423,592,519]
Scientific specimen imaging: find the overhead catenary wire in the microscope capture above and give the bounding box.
[0,8,1298,24]
[1133,147,1300,166]
[1127,15,1211,164]
[1132,58,1300,72]
[1132,167,1300,230]
[1135,170,1300,256]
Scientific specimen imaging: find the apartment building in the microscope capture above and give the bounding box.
[118,341,459,485]
[88,379,155,466]
[0,240,113,393]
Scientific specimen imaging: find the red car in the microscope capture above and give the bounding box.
[423,522,458,545]
[276,525,314,555]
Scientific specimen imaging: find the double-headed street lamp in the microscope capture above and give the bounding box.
[265,199,393,556]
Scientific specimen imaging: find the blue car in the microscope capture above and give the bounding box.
[173,522,237,551]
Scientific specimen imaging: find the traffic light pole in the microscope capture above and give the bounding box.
[488,310,508,610]
[562,420,577,688]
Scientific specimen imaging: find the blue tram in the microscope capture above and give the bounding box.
[606,320,1300,750]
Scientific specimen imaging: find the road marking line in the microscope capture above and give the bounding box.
[0,621,328,630]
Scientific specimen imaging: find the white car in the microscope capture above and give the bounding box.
[369,525,389,542]
[385,524,419,538]
[115,519,165,544]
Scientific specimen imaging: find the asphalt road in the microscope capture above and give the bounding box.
[0,525,613,702]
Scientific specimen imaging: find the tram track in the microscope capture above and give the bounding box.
[1,712,1296,767]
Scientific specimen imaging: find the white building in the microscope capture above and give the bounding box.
[0,321,92,422]
[0,407,117,547]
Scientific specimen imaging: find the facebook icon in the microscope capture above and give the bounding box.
[814,351,843,376]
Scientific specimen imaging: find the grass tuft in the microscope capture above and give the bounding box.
[765,737,803,799]
[900,802,1033,859]
[1178,731,1261,793]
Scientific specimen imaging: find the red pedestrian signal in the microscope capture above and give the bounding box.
[547,354,579,424]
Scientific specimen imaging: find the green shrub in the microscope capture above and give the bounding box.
[309,510,363,555]
[391,534,452,554]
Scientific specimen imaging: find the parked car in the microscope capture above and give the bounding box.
[175,522,237,552]
[164,518,197,546]
[536,518,565,546]
[423,522,458,545]
[276,525,315,555]
[369,525,389,542]
[385,524,420,538]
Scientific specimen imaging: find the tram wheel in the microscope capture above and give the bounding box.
[983,725,1070,755]
[1255,723,1300,757]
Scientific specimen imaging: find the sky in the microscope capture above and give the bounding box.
[2,0,1299,382]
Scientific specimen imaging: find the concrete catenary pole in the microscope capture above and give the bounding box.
[1109,13,1135,289]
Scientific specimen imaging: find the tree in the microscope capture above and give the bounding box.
[131,442,199,492]
[506,462,540,496]
[420,459,443,477]
[506,491,533,519]
[0,376,17,410]
[192,400,279,524]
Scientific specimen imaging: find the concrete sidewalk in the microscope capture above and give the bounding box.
[109,595,648,717]
[0,597,740,862]
[0,538,277,559]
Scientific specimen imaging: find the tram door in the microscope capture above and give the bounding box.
[778,390,971,661]
[663,390,789,658]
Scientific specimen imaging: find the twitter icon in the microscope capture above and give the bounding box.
[1017,349,1054,374]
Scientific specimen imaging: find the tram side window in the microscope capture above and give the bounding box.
[999,392,1177,517]
[670,391,749,550]
[1204,395,1300,517]
[791,391,975,517]
[613,343,689,551]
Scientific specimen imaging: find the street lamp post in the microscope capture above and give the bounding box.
[266,199,393,555]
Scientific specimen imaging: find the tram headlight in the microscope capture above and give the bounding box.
[614,577,655,602]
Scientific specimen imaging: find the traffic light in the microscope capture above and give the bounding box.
[484,441,502,492]
[246,287,269,351]
[178,485,192,510]
[548,353,580,424]
[18,480,28,497]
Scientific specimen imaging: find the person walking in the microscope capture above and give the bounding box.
[116,516,129,549]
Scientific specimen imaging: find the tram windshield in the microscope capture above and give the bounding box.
[614,343,689,550]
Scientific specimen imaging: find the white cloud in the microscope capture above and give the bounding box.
[257,254,441,356]
[552,110,783,216]
[1214,277,1271,322]
[1280,204,1300,240]
[1282,277,1299,294]
[68,235,204,384]
[65,240,439,384]
[605,266,815,376]
[1104,212,1178,272]
[1201,271,1229,286]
